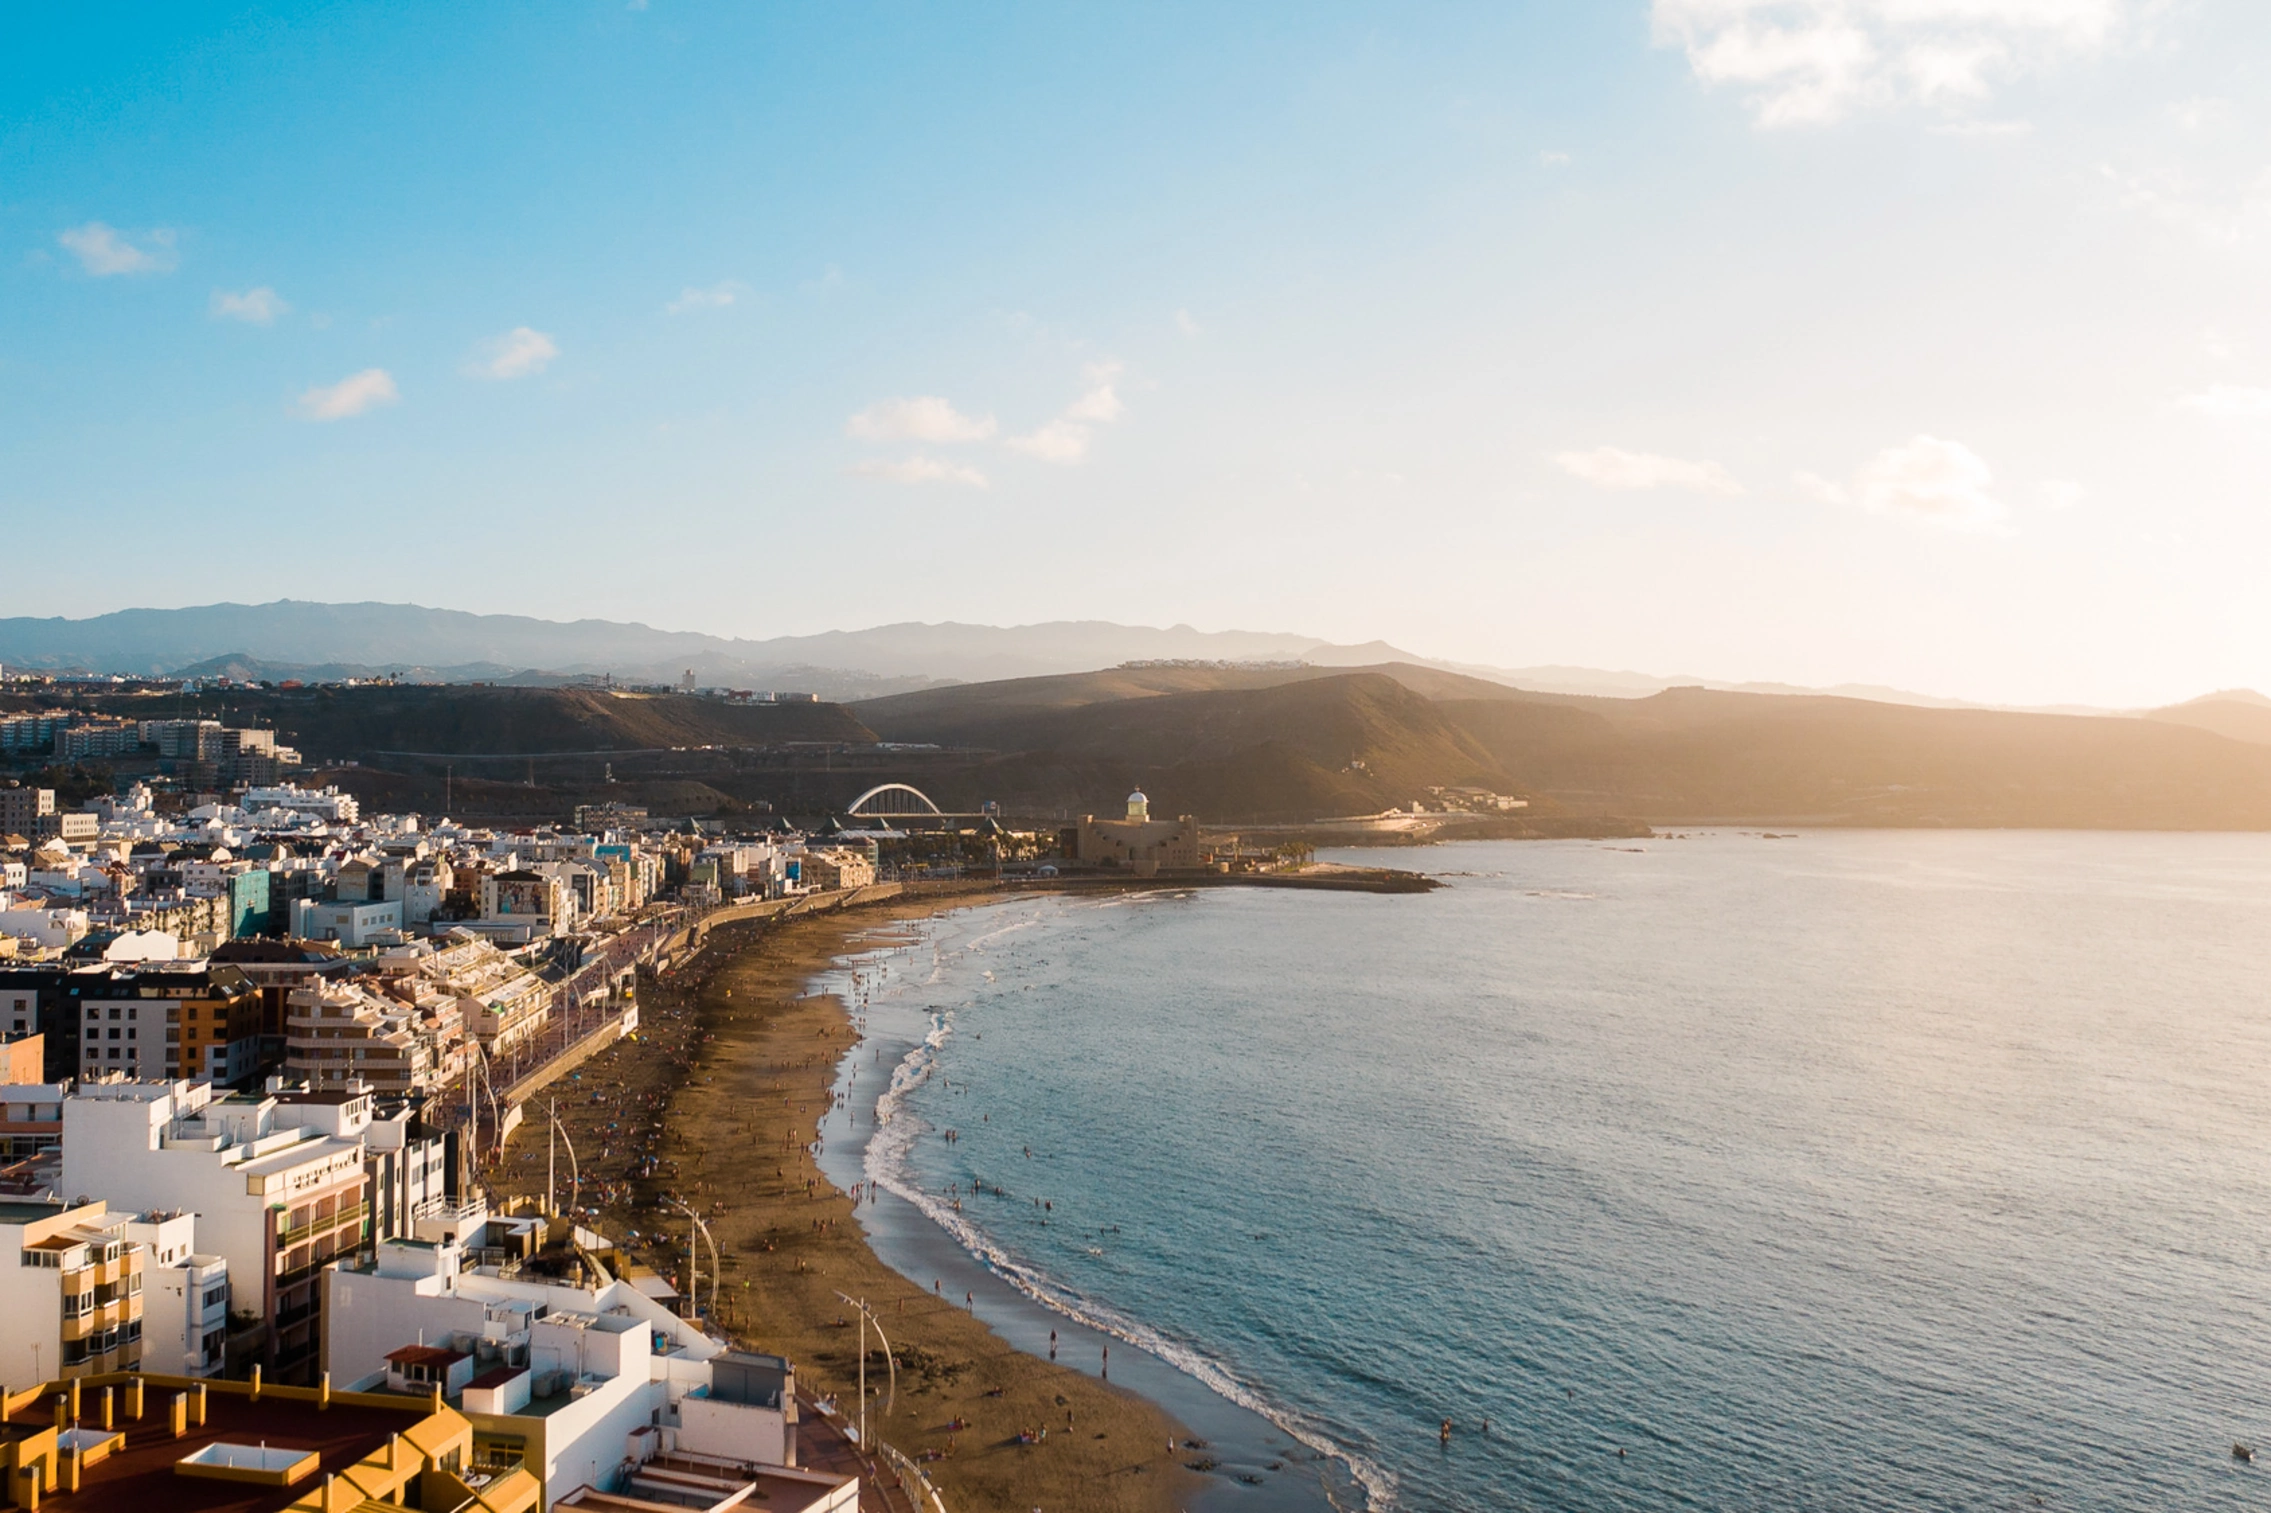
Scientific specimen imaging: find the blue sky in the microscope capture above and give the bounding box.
[4,2,2269,704]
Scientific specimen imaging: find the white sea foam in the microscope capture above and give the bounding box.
[845,909,1394,1512]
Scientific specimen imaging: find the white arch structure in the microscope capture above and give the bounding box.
[845,783,944,817]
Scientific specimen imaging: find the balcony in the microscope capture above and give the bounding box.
[61,1300,134,1343]
[275,1202,367,1250]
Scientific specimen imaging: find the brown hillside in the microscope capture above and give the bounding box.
[2147,693,2271,748]
[1442,687,2271,826]
[853,660,1525,742]
[855,673,1517,822]
[68,685,875,761]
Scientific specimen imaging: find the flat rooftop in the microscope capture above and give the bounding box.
[0,1384,435,1513]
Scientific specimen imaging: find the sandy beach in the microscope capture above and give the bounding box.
[492,885,1203,1513]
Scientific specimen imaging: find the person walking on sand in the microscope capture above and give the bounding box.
[1049,1329,1057,1360]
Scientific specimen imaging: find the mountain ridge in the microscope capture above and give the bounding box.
[1,599,2257,717]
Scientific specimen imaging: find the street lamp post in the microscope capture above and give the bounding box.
[664,1197,721,1324]
[832,1291,899,1451]
[547,1099,581,1218]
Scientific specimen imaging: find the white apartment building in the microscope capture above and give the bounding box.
[241,784,360,824]
[61,1080,369,1383]
[326,1234,800,1503]
[0,1199,147,1381]
[293,896,406,946]
[0,907,89,951]
[123,1208,228,1378]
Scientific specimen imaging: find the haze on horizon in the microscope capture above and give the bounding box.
[4,2,2269,710]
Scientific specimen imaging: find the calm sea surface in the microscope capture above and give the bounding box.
[845,832,2271,1510]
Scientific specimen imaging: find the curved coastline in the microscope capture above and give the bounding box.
[810,900,1378,1513]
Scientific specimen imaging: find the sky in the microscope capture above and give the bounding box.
[4,1,2270,707]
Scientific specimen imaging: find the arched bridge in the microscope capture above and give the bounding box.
[845,783,945,817]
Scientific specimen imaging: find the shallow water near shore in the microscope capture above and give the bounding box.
[810,920,1352,1511]
[818,832,2271,1510]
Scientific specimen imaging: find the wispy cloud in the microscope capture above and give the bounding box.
[2097,161,2271,245]
[1175,309,1203,338]
[211,286,288,325]
[1801,434,2009,533]
[2168,96,2232,133]
[1007,361,1127,464]
[666,281,746,315]
[1004,419,1094,463]
[298,368,398,421]
[1539,149,1572,167]
[57,222,177,276]
[846,396,997,443]
[1652,0,2130,127]
[1555,446,1745,496]
[468,327,559,380]
[2178,384,2271,418]
[2038,479,2084,510]
[849,456,988,488]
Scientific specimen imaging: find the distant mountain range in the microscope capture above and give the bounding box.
[0,601,1384,697]
[0,599,2181,713]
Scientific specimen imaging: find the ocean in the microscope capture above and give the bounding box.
[814,832,2271,1511]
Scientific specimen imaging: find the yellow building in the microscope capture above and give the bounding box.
[1074,790,1200,877]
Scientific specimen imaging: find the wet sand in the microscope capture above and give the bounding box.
[494,886,1204,1513]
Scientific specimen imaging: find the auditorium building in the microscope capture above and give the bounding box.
[1072,790,1200,877]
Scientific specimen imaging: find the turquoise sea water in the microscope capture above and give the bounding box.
[840,833,2271,1510]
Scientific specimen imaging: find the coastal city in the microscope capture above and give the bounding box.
[0,670,1396,1513]
[18,5,2271,1511]
[0,688,1067,1513]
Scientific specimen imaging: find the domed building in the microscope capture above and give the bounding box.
[1071,788,1200,877]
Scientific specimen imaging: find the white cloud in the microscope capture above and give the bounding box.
[1063,361,1124,423]
[845,395,997,443]
[1803,434,2009,532]
[211,286,288,324]
[1554,446,1746,496]
[57,222,177,276]
[297,368,398,421]
[1652,0,2130,127]
[2097,162,2271,245]
[1005,360,1130,465]
[848,455,988,488]
[1539,149,1572,166]
[1175,308,1203,338]
[2038,478,2084,510]
[1006,418,1095,463]
[2178,384,2271,418]
[2168,96,2231,133]
[468,326,559,380]
[666,281,744,315]
[1930,117,2033,135]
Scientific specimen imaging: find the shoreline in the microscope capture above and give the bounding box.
[808,898,1366,1513]
[494,883,1215,1513]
